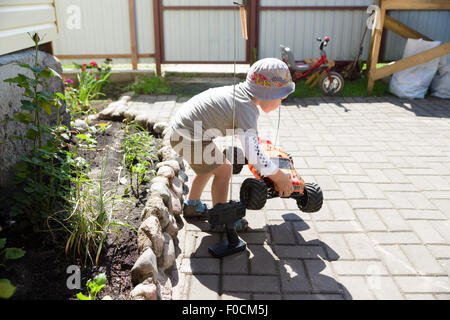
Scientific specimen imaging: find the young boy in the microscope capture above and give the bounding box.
[168,58,295,230]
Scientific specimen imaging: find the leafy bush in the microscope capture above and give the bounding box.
[76,273,106,300]
[4,33,72,230]
[64,60,112,118]
[122,123,160,198]
[58,152,135,266]
[0,229,26,299]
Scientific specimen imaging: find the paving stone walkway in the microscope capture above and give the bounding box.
[140,94,450,300]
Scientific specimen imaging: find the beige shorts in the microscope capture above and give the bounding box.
[169,129,225,175]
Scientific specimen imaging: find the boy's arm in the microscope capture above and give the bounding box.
[237,132,294,197]
[237,132,278,176]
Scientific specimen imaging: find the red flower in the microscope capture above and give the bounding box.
[81,67,86,71]
[95,75,100,80]
[90,61,98,67]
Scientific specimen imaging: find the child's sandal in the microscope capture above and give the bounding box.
[183,199,208,218]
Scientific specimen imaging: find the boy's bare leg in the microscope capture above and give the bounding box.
[211,159,232,206]
[188,171,213,201]
[187,159,232,206]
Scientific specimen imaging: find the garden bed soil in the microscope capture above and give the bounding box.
[0,120,157,300]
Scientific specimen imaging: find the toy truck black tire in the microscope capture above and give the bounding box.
[223,146,247,174]
[297,182,323,213]
[240,178,267,210]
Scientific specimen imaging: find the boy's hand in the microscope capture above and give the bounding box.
[269,169,294,197]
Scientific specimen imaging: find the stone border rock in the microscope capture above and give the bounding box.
[91,96,187,300]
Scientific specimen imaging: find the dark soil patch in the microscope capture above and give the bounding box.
[0,120,160,300]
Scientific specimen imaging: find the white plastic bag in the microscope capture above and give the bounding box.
[389,38,441,99]
[430,54,450,99]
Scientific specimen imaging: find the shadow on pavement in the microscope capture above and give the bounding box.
[187,213,352,300]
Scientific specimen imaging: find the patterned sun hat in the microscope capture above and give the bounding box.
[242,58,295,100]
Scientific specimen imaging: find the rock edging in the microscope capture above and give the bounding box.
[92,96,186,300]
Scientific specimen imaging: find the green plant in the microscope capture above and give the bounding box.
[56,151,135,265]
[64,59,112,119]
[76,272,106,300]
[122,123,160,198]
[0,228,26,299]
[4,33,72,230]
[126,75,172,95]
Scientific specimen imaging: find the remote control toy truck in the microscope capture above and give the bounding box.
[224,138,323,212]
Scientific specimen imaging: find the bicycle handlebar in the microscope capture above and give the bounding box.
[317,36,330,51]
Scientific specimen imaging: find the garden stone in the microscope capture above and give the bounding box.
[149,182,171,206]
[98,97,129,119]
[130,279,158,300]
[144,194,168,214]
[157,146,178,162]
[164,214,179,239]
[123,102,151,121]
[153,122,169,135]
[170,175,184,199]
[141,197,170,229]
[157,205,171,230]
[161,127,170,138]
[158,232,175,272]
[156,160,180,174]
[137,227,153,254]
[155,267,172,300]
[120,95,132,103]
[85,114,98,125]
[131,248,158,286]
[178,169,189,183]
[139,215,165,258]
[168,187,182,216]
[146,118,158,131]
[98,106,115,119]
[134,113,154,129]
[111,104,128,121]
[71,119,87,130]
[157,165,175,179]
[149,176,170,187]
[161,138,171,147]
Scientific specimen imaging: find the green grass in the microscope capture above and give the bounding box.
[290,75,390,98]
[126,76,172,95]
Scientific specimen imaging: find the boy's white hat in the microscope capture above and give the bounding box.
[242,58,295,100]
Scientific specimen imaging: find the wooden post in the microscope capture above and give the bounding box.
[128,0,138,70]
[153,0,162,76]
[384,15,432,41]
[367,6,385,92]
[366,0,450,93]
[369,42,450,80]
[248,0,257,64]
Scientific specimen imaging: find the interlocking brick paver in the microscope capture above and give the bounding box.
[368,232,421,245]
[401,245,447,275]
[377,209,411,232]
[376,245,417,275]
[315,221,363,233]
[395,276,450,293]
[166,96,450,300]
[344,233,380,260]
[248,245,279,275]
[332,261,389,276]
[223,275,280,293]
[408,220,447,244]
[280,260,311,293]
